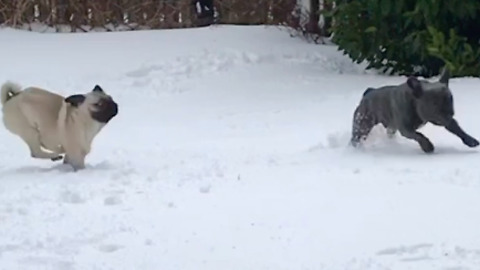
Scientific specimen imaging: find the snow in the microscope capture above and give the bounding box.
[0,25,479,270]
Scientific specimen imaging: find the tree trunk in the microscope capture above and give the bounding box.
[306,0,320,34]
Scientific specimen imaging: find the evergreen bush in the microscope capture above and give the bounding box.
[325,0,480,77]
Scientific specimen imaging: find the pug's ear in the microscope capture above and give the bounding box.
[407,76,423,98]
[65,94,86,107]
[93,85,104,93]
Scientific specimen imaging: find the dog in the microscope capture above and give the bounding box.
[1,82,118,170]
[350,67,479,153]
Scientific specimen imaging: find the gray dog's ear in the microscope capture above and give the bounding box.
[65,94,86,107]
[439,67,450,85]
[93,85,104,93]
[406,76,423,98]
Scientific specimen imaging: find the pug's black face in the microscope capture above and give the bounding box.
[90,97,118,123]
[64,85,119,124]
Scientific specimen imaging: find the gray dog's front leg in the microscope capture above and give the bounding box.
[350,107,376,147]
[399,129,435,153]
[444,119,479,147]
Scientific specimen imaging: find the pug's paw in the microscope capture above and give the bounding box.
[51,155,63,161]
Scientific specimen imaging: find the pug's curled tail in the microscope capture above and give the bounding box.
[1,81,22,106]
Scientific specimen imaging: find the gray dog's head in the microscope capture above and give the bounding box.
[65,85,118,124]
[406,67,454,125]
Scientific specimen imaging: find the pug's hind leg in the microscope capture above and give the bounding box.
[19,128,63,160]
[38,142,64,161]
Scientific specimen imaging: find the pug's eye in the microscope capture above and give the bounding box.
[97,101,104,107]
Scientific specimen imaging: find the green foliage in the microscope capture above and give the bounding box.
[324,0,480,77]
[427,27,480,77]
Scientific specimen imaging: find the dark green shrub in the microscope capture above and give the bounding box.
[324,0,480,77]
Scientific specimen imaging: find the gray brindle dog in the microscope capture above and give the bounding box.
[350,67,479,153]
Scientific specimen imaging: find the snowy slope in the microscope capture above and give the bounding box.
[0,25,479,270]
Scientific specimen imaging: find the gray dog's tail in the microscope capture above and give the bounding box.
[1,81,22,106]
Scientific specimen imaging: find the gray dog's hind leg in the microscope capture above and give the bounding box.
[386,127,397,138]
[444,119,480,147]
[399,129,434,153]
[350,107,376,147]
[381,122,396,138]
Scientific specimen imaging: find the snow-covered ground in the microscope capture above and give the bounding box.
[0,25,480,270]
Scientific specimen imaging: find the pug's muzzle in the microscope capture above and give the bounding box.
[91,98,118,123]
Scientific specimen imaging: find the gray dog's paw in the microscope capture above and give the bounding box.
[463,137,480,148]
[51,155,63,161]
[420,140,435,153]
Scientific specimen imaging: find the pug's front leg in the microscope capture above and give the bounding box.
[399,129,435,153]
[444,119,479,147]
[64,154,86,171]
[64,151,86,171]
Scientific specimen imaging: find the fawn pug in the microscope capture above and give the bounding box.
[1,82,118,170]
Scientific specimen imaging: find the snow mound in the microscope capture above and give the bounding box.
[0,25,479,270]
